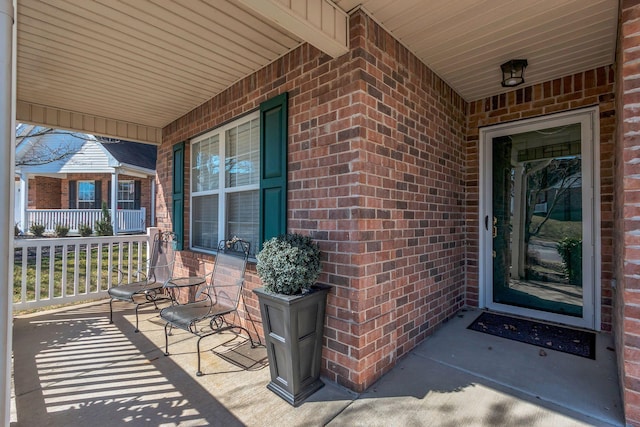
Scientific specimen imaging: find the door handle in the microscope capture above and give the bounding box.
[485,215,489,230]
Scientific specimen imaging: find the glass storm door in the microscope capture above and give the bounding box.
[481,110,598,329]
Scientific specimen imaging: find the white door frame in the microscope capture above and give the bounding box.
[478,107,601,330]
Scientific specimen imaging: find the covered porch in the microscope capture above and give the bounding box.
[1,0,638,425]
[11,301,622,426]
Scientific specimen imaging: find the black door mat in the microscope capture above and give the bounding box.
[467,311,596,359]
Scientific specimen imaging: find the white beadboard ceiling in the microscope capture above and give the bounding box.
[16,0,303,135]
[16,0,618,140]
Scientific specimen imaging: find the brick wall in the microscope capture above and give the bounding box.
[28,176,61,209]
[466,65,616,332]
[334,12,467,389]
[616,2,640,425]
[160,9,467,391]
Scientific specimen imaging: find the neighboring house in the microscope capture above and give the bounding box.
[14,125,157,234]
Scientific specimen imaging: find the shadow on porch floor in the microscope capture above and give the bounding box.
[11,302,623,426]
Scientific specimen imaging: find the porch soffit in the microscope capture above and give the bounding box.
[334,0,617,101]
[16,0,617,142]
[16,0,306,141]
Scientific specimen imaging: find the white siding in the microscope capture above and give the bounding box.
[16,132,114,175]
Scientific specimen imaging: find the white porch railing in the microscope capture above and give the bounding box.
[26,208,146,234]
[13,228,157,311]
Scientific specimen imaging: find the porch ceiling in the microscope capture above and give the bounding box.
[335,0,618,101]
[15,0,618,143]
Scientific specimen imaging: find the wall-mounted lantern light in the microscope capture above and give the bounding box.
[501,59,528,87]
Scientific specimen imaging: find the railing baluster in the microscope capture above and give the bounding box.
[74,243,80,296]
[118,242,126,284]
[137,241,143,281]
[85,243,91,294]
[96,243,102,292]
[48,244,55,299]
[35,247,42,302]
[127,241,133,283]
[20,246,27,304]
[61,244,68,298]
[108,243,113,290]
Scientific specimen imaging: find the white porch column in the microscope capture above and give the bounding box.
[111,172,118,234]
[19,173,27,232]
[0,0,14,424]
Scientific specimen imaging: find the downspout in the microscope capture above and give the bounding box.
[0,0,15,424]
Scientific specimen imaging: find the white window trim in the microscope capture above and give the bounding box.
[189,111,260,253]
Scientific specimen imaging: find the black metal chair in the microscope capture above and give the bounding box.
[108,230,177,332]
[160,238,257,376]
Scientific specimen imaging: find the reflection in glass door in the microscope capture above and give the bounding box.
[481,109,597,329]
[493,125,583,317]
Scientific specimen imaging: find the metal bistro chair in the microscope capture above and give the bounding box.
[160,238,257,376]
[108,230,177,332]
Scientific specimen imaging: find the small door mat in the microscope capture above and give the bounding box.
[468,311,596,359]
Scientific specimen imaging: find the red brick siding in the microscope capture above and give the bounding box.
[617,2,640,425]
[159,9,467,392]
[466,66,616,332]
[338,12,467,389]
[28,176,61,209]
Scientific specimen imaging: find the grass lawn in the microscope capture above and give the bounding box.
[530,216,581,241]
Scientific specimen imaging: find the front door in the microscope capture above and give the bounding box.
[480,108,599,330]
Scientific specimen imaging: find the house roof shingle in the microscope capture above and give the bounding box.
[15,126,158,173]
[98,139,157,171]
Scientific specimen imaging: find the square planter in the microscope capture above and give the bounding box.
[254,283,330,406]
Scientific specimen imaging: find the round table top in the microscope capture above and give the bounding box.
[167,276,206,287]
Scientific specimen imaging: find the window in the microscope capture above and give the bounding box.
[77,181,95,209]
[176,93,288,255]
[118,180,135,210]
[191,112,260,254]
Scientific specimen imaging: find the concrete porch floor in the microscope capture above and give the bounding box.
[11,301,623,426]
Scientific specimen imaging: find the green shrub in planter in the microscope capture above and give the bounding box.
[256,233,321,295]
[54,224,69,237]
[78,223,93,237]
[29,223,45,237]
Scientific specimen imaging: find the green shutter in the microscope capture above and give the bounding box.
[259,92,288,248]
[94,180,102,209]
[172,142,185,250]
[134,180,141,210]
[69,180,76,209]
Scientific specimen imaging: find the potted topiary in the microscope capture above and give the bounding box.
[253,233,330,406]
